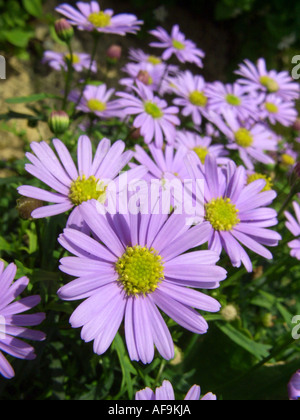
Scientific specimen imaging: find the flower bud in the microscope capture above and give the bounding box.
[137,70,153,86]
[221,304,239,322]
[55,18,74,43]
[17,197,43,220]
[106,44,122,63]
[48,110,70,135]
[292,118,300,131]
[129,127,141,140]
[261,313,275,328]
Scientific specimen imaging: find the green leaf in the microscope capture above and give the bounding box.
[217,322,271,360]
[5,93,62,104]
[2,29,34,47]
[22,0,42,17]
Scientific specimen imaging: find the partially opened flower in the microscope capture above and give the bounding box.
[206,81,261,121]
[120,61,167,93]
[284,201,300,260]
[117,81,180,147]
[0,262,45,379]
[288,370,300,400]
[135,380,216,400]
[259,94,297,127]
[186,154,281,272]
[18,136,146,230]
[73,84,123,119]
[56,1,143,35]
[211,110,278,170]
[235,58,300,101]
[58,200,227,364]
[171,71,209,126]
[149,25,205,68]
[42,51,97,73]
[176,130,228,166]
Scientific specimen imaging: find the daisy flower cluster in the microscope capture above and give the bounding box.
[1,0,300,402]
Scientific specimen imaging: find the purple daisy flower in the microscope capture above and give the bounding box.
[288,370,300,400]
[149,25,205,68]
[18,136,146,230]
[171,71,209,126]
[211,110,278,170]
[58,200,227,364]
[176,130,229,166]
[186,154,281,272]
[0,262,45,379]
[56,1,143,35]
[206,81,261,121]
[235,58,300,101]
[116,81,180,148]
[135,380,216,400]
[259,94,298,127]
[284,201,300,260]
[73,84,124,119]
[42,51,97,73]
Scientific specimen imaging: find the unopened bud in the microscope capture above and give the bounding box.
[55,18,74,43]
[221,304,239,322]
[261,313,275,328]
[17,197,43,220]
[48,110,70,135]
[106,44,122,63]
[170,345,183,366]
[292,118,300,131]
[137,70,153,86]
[129,127,141,140]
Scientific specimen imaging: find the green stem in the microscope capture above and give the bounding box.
[277,183,299,218]
[62,42,75,111]
[72,33,100,116]
[153,359,166,388]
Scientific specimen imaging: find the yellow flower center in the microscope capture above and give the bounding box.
[247,173,273,192]
[144,101,163,119]
[259,76,279,93]
[235,128,253,148]
[88,11,111,28]
[65,53,80,64]
[172,39,185,50]
[189,91,208,107]
[193,146,209,164]
[205,197,240,231]
[87,99,107,113]
[265,102,279,114]
[226,94,241,106]
[116,246,164,296]
[147,55,162,65]
[281,153,295,166]
[69,175,107,206]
